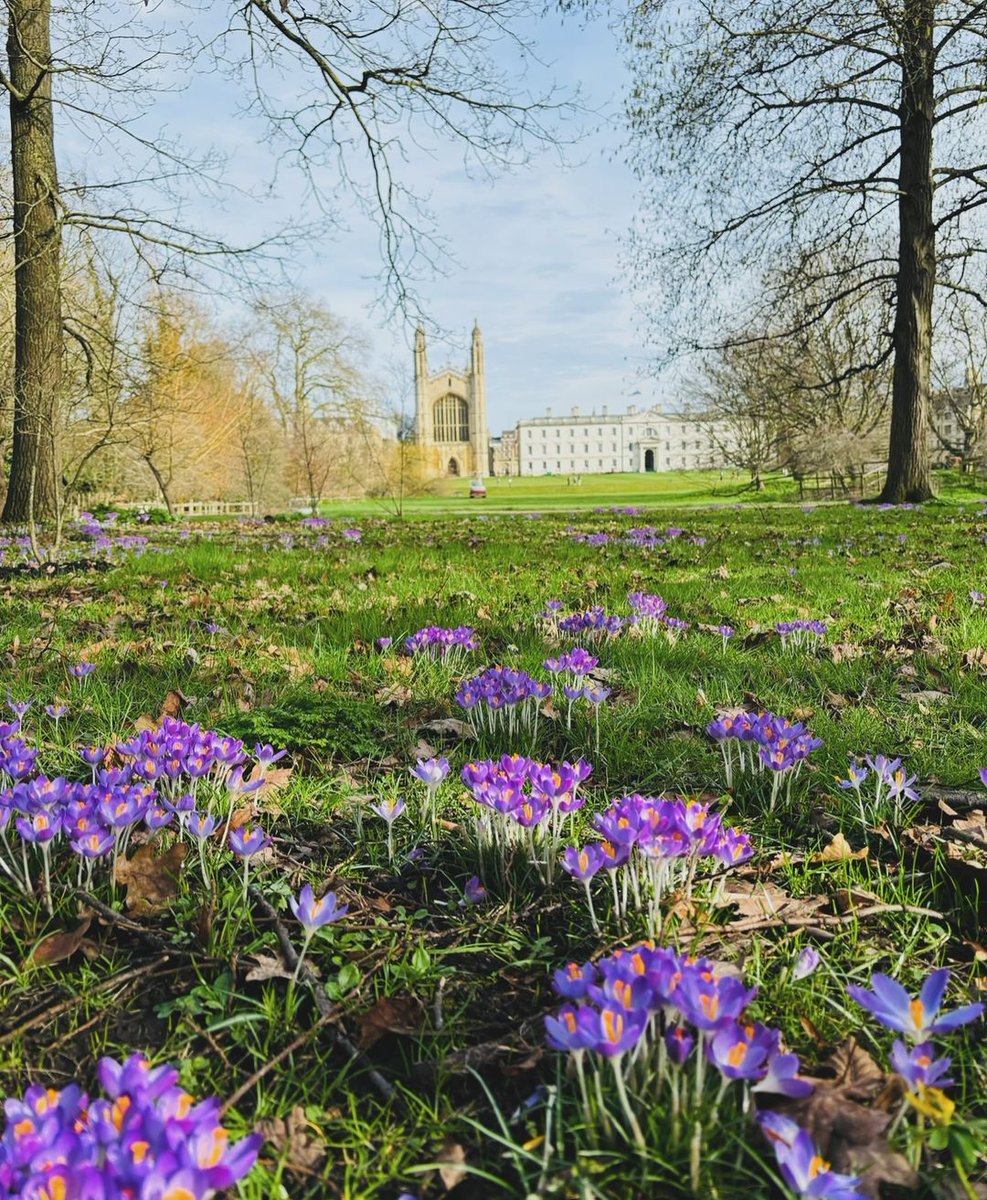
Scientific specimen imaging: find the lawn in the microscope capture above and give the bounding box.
[316,467,987,518]
[320,470,790,517]
[0,499,986,1199]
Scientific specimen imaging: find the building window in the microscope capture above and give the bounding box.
[433,394,469,443]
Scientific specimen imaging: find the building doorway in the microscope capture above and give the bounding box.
[448,457,461,477]
[644,449,656,472]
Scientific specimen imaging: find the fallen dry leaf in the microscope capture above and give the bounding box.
[115,843,187,914]
[813,832,868,863]
[356,995,424,1048]
[826,642,864,663]
[719,880,827,922]
[247,763,294,805]
[419,718,473,739]
[375,682,413,707]
[159,689,189,720]
[785,1039,918,1196]
[30,917,92,966]
[257,1106,328,1172]
[245,954,320,982]
[437,1138,468,1191]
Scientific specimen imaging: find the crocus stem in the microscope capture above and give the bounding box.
[291,931,314,985]
[611,1058,646,1150]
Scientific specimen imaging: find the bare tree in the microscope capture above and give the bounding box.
[685,347,784,492]
[252,295,369,511]
[1,0,562,522]
[930,294,987,469]
[625,1,987,503]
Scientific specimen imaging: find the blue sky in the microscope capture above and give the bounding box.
[55,2,674,436]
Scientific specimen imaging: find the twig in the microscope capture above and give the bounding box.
[0,957,172,1047]
[74,892,194,955]
[722,900,946,936]
[247,886,396,1103]
[220,1009,339,1116]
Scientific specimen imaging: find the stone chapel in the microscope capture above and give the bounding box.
[413,323,489,478]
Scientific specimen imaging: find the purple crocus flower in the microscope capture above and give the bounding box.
[847,969,984,1041]
[752,1052,815,1098]
[253,743,287,768]
[890,1040,953,1091]
[187,812,219,839]
[586,1006,647,1058]
[289,884,348,931]
[229,826,272,857]
[706,1021,778,1081]
[664,1024,694,1066]
[553,960,599,1000]
[759,1112,866,1199]
[411,757,450,789]
[464,875,488,904]
[793,947,821,981]
[70,662,97,679]
[545,1004,595,1052]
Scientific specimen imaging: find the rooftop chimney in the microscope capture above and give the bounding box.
[571,405,580,416]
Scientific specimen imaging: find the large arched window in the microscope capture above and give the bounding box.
[433,394,469,443]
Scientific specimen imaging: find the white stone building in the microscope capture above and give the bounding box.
[511,405,723,476]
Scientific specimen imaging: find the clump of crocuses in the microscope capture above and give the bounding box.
[546,943,810,1161]
[776,619,828,652]
[706,710,822,808]
[557,606,624,642]
[837,754,920,829]
[0,1053,261,1198]
[0,716,283,906]
[456,667,552,736]
[562,794,752,935]
[461,755,592,885]
[404,625,479,663]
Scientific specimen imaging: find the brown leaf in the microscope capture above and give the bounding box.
[115,843,187,914]
[826,641,864,663]
[244,953,322,982]
[786,1039,901,1187]
[257,1106,328,1172]
[247,763,294,805]
[720,880,827,921]
[419,718,473,739]
[375,682,413,707]
[356,995,424,1049]
[963,645,987,673]
[437,1138,468,1191]
[159,689,189,720]
[845,1141,920,1195]
[30,917,92,966]
[813,832,868,863]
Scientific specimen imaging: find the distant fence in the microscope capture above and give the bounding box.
[72,496,258,518]
[793,463,887,501]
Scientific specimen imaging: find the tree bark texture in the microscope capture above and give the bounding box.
[3,0,62,523]
[880,0,936,503]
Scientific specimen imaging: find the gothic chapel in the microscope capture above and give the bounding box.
[413,323,490,478]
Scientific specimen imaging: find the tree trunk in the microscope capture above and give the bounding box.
[144,456,174,516]
[2,0,62,524]
[880,0,935,504]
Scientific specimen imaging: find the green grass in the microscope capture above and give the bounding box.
[1,499,986,1198]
